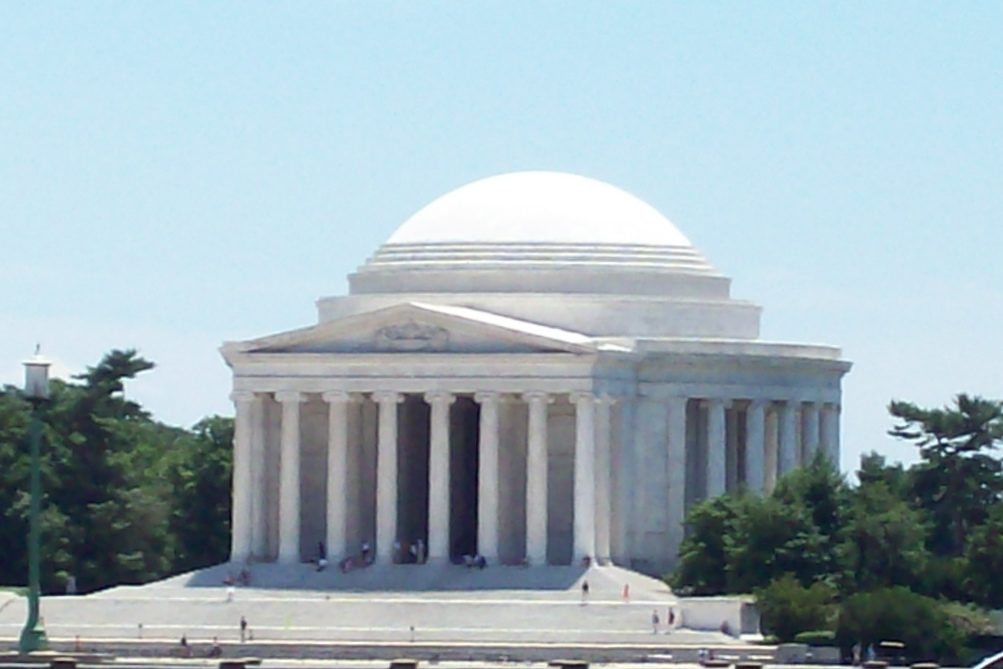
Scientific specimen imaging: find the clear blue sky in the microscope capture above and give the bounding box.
[3,2,1001,472]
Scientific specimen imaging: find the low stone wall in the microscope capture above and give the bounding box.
[677,597,760,636]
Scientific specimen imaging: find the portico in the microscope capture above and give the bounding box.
[222,171,851,575]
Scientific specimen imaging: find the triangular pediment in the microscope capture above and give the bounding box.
[224,303,600,357]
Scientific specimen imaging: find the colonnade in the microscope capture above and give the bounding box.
[230,390,841,566]
[230,390,617,566]
[700,397,841,495]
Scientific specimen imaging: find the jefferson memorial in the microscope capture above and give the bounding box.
[221,171,851,575]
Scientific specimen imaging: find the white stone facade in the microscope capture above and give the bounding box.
[221,171,851,575]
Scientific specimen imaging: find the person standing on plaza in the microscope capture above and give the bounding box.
[240,616,248,643]
[651,609,660,633]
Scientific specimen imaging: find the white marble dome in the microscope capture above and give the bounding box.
[352,171,721,284]
[388,171,692,247]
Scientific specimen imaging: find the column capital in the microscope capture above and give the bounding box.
[230,390,256,405]
[372,390,404,404]
[746,398,769,411]
[473,391,501,405]
[596,393,618,406]
[521,391,552,405]
[275,391,304,404]
[322,390,361,404]
[569,391,597,405]
[423,390,456,405]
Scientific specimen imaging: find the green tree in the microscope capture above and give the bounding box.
[165,416,233,572]
[0,349,235,593]
[671,494,743,594]
[673,461,845,595]
[963,501,1003,608]
[889,394,1003,556]
[725,495,828,593]
[756,573,835,642]
[841,478,928,594]
[857,452,909,498]
[0,388,32,586]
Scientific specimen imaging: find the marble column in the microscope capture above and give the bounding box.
[323,391,354,561]
[666,396,689,562]
[249,394,267,558]
[475,391,501,562]
[276,391,304,564]
[705,398,727,498]
[744,400,767,494]
[802,401,820,464]
[374,391,403,563]
[425,391,455,562]
[572,391,597,562]
[230,391,255,562]
[523,391,550,565]
[594,394,614,563]
[820,403,841,464]
[778,401,798,475]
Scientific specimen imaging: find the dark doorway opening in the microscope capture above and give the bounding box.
[397,395,430,558]
[449,396,480,561]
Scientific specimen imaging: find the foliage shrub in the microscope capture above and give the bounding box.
[837,587,964,662]
[755,574,835,643]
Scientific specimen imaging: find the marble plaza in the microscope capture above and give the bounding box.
[221,171,851,576]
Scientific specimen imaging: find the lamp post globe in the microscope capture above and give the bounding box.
[19,350,50,654]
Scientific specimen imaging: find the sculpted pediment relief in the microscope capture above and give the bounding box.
[374,321,449,351]
[231,302,599,356]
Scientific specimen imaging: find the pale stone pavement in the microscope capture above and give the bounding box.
[0,565,759,662]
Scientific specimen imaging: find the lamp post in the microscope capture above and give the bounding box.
[19,351,50,654]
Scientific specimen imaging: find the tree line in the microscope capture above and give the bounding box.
[0,350,233,594]
[670,394,1003,662]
